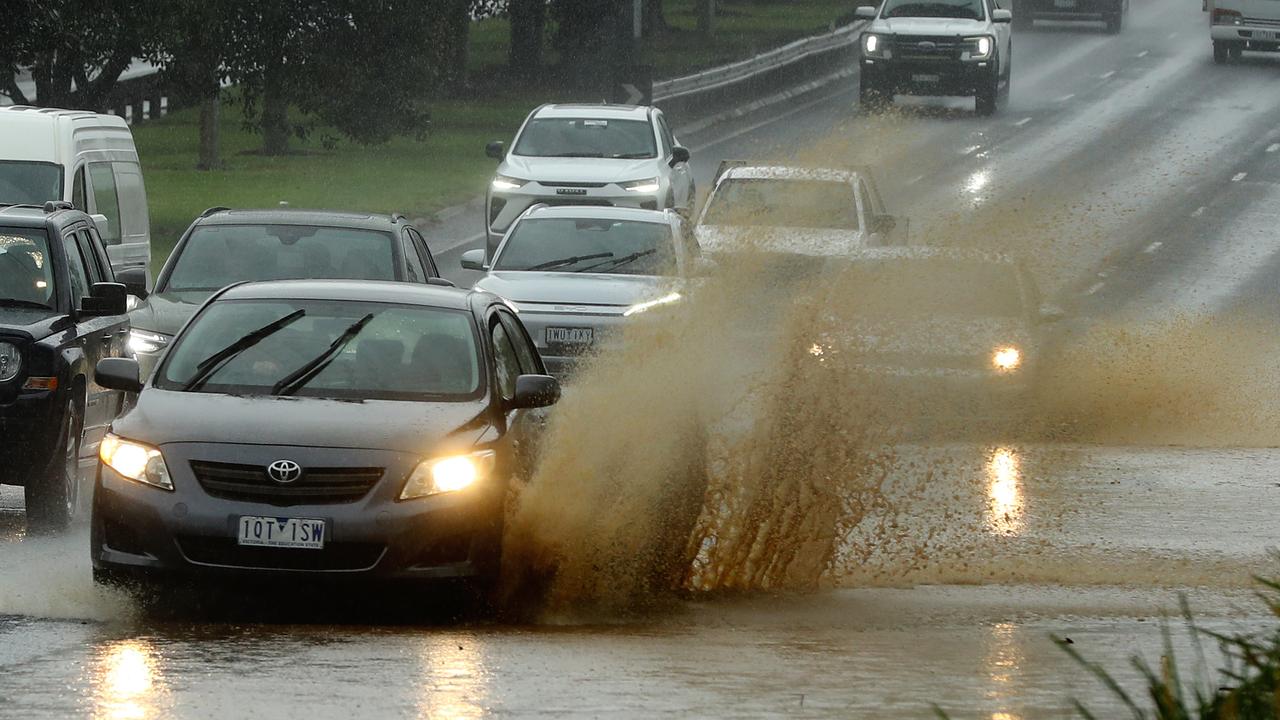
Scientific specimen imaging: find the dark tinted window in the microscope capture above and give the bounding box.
[0,161,62,205]
[164,224,398,292]
[513,118,657,159]
[498,311,539,374]
[402,232,426,283]
[490,321,521,400]
[882,0,985,19]
[61,232,90,305]
[0,227,55,308]
[494,218,677,275]
[76,230,106,283]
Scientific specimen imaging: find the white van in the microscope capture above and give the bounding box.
[0,106,151,281]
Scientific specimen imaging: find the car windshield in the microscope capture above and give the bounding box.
[702,179,860,230]
[513,118,657,159]
[494,218,678,275]
[882,0,986,19]
[162,224,398,293]
[834,259,1024,318]
[0,228,56,309]
[0,161,63,205]
[157,299,483,400]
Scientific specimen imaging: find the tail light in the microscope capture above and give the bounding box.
[1212,7,1242,24]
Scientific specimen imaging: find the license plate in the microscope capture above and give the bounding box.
[237,516,326,549]
[911,73,941,83]
[546,327,594,345]
[1254,30,1276,41]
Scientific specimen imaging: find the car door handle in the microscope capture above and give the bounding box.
[101,333,115,341]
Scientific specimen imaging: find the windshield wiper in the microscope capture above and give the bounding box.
[271,312,375,397]
[575,248,657,273]
[543,152,605,158]
[0,298,52,310]
[525,252,614,271]
[182,309,306,392]
[609,153,653,159]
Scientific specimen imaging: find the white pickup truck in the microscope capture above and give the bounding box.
[1208,0,1280,62]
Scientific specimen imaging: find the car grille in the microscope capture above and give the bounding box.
[541,181,608,188]
[1243,16,1280,27]
[177,536,386,572]
[892,35,962,60]
[190,460,384,505]
[543,198,615,208]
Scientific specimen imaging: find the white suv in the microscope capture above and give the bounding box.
[1209,0,1280,62]
[482,104,696,260]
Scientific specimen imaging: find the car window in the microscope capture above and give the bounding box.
[498,310,540,374]
[402,231,427,283]
[408,228,438,276]
[112,163,149,244]
[656,114,676,155]
[490,320,522,400]
[703,179,860,231]
[163,224,398,292]
[856,181,874,222]
[71,167,87,211]
[493,218,678,275]
[88,163,122,246]
[61,231,91,306]
[0,227,56,308]
[882,0,985,19]
[0,161,62,205]
[513,118,657,159]
[157,299,483,400]
[75,229,106,284]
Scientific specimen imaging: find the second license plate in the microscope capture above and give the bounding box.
[546,327,594,345]
[237,516,326,549]
[1254,30,1276,41]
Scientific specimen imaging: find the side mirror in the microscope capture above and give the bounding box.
[993,8,1013,22]
[509,374,560,410]
[1038,304,1065,324]
[116,266,149,299]
[855,5,878,18]
[670,146,691,166]
[95,357,143,393]
[485,141,506,160]
[460,248,488,271]
[81,282,128,316]
[90,213,110,237]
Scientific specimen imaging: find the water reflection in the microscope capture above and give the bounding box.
[984,622,1024,720]
[417,636,489,719]
[986,448,1024,536]
[93,640,168,720]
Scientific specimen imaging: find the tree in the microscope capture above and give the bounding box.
[150,0,236,169]
[508,0,548,77]
[549,0,631,89]
[697,0,715,37]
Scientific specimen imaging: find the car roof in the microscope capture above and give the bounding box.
[196,208,403,231]
[533,104,652,121]
[218,280,477,310]
[0,203,85,228]
[522,205,674,224]
[844,246,1016,265]
[722,166,860,183]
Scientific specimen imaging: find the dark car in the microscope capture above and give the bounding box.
[91,279,559,593]
[1012,0,1127,33]
[120,208,445,377]
[0,202,130,530]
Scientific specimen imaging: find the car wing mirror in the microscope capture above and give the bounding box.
[485,141,506,160]
[95,357,143,393]
[90,213,110,238]
[671,146,691,166]
[509,374,560,410]
[81,282,128,316]
[1038,303,1065,323]
[855,5,878,18]
[116,266,149,299]
[460,248,488,271]
[993,8,1013,22]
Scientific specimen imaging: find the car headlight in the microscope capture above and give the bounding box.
[623,292,683,317]
[863,33,889,57]
[491,175,528,192]
[992,346,1021,372]
[966,35,994,59]
[400,450,496,501]
[622,177,661,193]
[0,341,20,383]
[100,433,173,490]
[128,329,171,355]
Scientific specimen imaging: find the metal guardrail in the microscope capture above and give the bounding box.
[653,19,869,102]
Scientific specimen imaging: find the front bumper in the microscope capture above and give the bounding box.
[861,58,994,96]
[0,388,64,485]
[486,184,666,254]
[91,443,507,584]
[1211,24,1280,48]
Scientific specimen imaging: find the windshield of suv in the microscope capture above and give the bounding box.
[702,179,860,230]
[0,161,63,205]
[163,224,398,293]
[881,0,986,19]
[494,218,678,275]
[0,228,55,309]
[513,118,658,159]
[835,259,1023,318]
[157,299,482,400]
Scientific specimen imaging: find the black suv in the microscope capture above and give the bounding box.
[0,202,130,530]
[121,208,445,377]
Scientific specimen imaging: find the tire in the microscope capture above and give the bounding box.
[860,75,890,112]
[1213,40,1229,63]
[25,394,83,533]
[975,68,1000,116]
[1228,43,1243,61]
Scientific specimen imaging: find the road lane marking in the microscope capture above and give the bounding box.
[1014,117,1032,127]
[1144,241,1163,253]
[1100,70,1117,79]
[1137,50,1150,58]
[1191,206,1207,217]
[1267,143,1280,153]
[1056,93,1076,102]
[1085,282,1105,295]
[906,174,925,185]
[961,145,982,155]
[1232,172,1248,182]
[435,232,485,254]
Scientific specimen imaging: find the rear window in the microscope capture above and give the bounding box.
[163,224,398,292]
[513,118,657,159]
[703,179,860,231]
[0,161,62,205]
[0,227,56,308]
[494,218,677,275]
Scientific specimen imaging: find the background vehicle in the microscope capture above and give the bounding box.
[1013,0,1127,32]
[0,107,152,282]
[123,208,445,377]
[695,164,906,255]
[0,202,130,530]
[464,206,699,378]
[1208,0,1280,62]
[483,104,695,260]
[857,0,1013,115]
[92,280,559,595]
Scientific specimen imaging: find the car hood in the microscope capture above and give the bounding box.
[129,290,213,337]
[500,156,659,185]
[696,225,866,257]
[475,272,670,307]
[822,317,1032,356]
[114,389,493,455]
[0,306,66,343]
[876,17,991,34]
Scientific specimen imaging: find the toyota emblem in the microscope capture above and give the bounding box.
[267,460,303,484]
[918,41,938,51]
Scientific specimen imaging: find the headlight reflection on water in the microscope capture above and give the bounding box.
[417,637,488,720]
[986,448,1024,536]
[94,641,168,720]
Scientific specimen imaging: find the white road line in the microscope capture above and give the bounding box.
[961,145,982,155]
[1191,206,1207,217]
[1056,93,1076,103]
[906,174,926,185]
[1267,143,1280,153]
[1144,241,1163,254]
[1085,282,1105,296]
[1100,70,1117,79]
[1014,117,1032,127]
[692,90,852,152]
[1232,172,1248,182]
[1137,50,1150,58]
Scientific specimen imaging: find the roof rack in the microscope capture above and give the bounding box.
[391,213,407,223]
[199,206,230,218]
[43,201,74,213]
